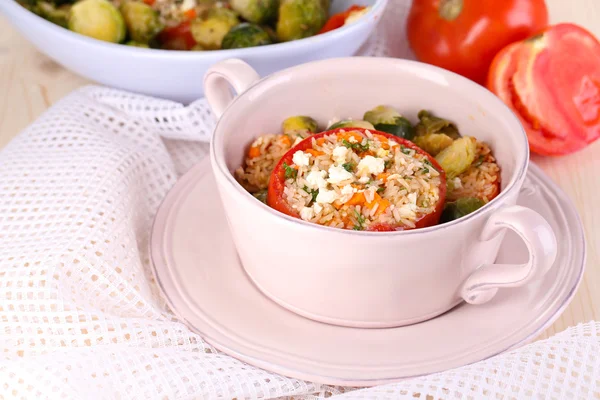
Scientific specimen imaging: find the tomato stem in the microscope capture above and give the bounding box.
[438,0,463,21]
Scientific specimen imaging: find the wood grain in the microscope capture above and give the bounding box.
[0,0,598,341]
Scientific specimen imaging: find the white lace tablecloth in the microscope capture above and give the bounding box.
[1,1,599,398]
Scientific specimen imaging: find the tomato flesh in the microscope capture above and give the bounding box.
[488,23,600,155]
[319,5,366,34]
[267,128,447,231]
[157,21,196,50]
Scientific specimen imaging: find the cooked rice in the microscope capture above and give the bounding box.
[280,130,442,230]
[447,141,501,203]
[235,131,310,193]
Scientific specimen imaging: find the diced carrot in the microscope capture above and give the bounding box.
[345,192,366,206]
[366,193,390,215]
[278,135,292,147]
[316,138,326,146]
[337,131,364,143]
[380,142,390,150]
[305,149,324,157]
[376,173,389,182]
[373,134,389,143]
[184,9,197,19]
[248,146,261,158]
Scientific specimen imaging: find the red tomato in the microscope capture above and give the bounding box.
[319,5,366,34]
[157,21,196,50]
[267,128,447,231]
[488,23,600,156]
[406,0,548,85]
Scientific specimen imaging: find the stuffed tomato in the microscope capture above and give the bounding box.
[267,128,447,231]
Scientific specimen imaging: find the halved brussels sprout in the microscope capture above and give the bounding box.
[125,40,149,47]
[441,197,486,223]
[363,105,415,139]
[327,119,375,130]
[230,0,278,24]
[221,23,272,49]
[120,1,163,43]
[191,8,240,50]
[36,1,71,28]
[68,0,126,43]
[415,110,461,139]
[276,0,328,42]
[413,133,454,156]
[435,136,477,179]
[282,116,318,134]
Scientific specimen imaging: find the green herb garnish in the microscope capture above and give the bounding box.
[342,139,370,152]
[420,167,430,174]
[473,155,485,167]
[376,187,385,194]
[342,162,355,172]
[283,162,297,179]
[352,209,366,231]
[384,160,393,169]
[400,145,412,155]
[303,186,319,204]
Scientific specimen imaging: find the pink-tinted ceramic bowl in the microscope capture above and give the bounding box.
[204,57,558,328]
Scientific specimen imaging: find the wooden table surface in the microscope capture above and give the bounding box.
[0,1,599,341]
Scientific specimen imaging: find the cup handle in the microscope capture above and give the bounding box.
[460,205,558,305]
[203,59,261,119]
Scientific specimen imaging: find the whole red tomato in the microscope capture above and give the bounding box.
[406,0,548,85]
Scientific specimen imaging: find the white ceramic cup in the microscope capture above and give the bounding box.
[204,58,558,328]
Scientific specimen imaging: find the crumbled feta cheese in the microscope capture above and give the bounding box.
[316,188,338,204]
[348,136,358,144]
[314,204,323,214]
[358,176,370,184]
[357,155,385,175]
[341,184,355,196]
[376,148,389,158]
[327,165,354,184]
[293,137,303,146]
[452,177,463,189]
[181,0,196,11]
[332,146,349,164]
[306,170,328,189]
[300,207,315,221]
[292,150,310,167]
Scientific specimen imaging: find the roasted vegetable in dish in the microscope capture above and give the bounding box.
[19,0,371,50]
[221,23,272,49]
[68,0,126,43]
[328,119,375,130]
[363,105,415,139]
[235,107,501,229]
[276,0,329,41]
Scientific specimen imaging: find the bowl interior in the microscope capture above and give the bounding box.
[214,58,528,200]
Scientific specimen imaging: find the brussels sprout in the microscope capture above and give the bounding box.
[415,110,461,139]
[36,1,71,28]
[125,40,149,47]
[68,0,126,43]
[191,8,240,50]
[413,133,454,156]
[363,105,415,139]
[327,119,375,130]
[435,136,477,179]
[253,190,268,204]
[120,1,163,43]
[282,116,318,134]
[221,23,273,49]
[230,0,278,24]
[276,0,328,42]
[441,197,486,223]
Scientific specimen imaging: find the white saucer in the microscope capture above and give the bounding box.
[150,158,585,387]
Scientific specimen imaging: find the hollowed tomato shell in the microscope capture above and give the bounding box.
[488,23,600,156]
[266,128,447,231]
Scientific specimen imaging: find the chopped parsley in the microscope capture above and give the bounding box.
[400,145,412,155]
[342,139,370,152]
[376,187,385,194]
[473,155,485,167]
[342,162,355,172]
[352,209,366,231]
[303,186,319,204]
[384,160,393,169]
[420,167,430,174]
[283,162,297,179]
